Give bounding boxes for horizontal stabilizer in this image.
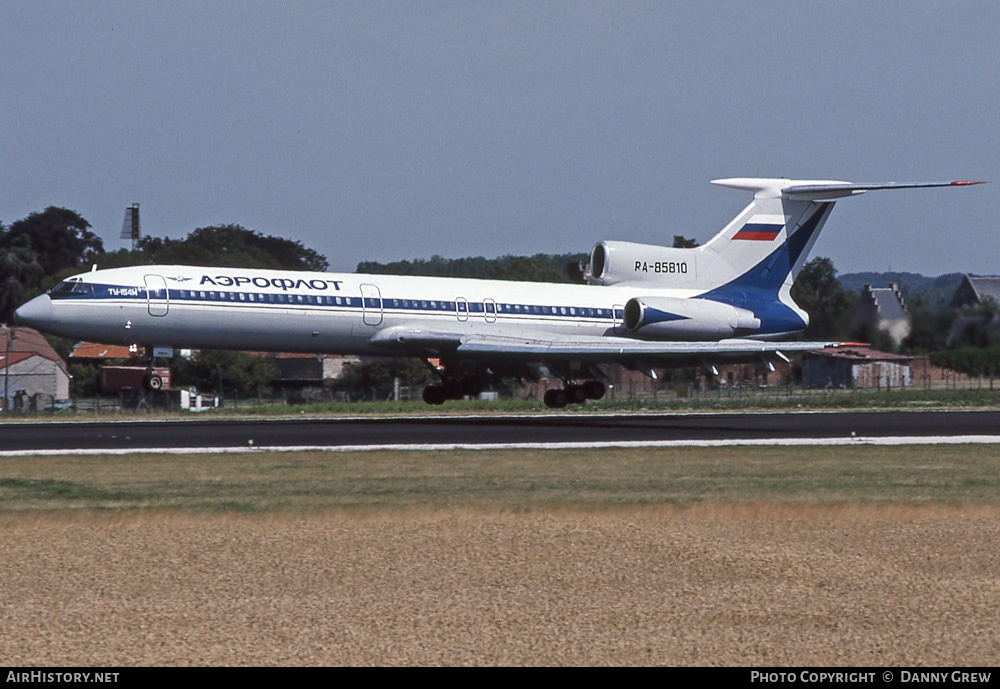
[782,180,986,201]
[712,178,985,201]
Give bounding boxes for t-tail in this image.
[702,178,984,335]
[589,177,984,339]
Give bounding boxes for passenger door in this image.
[360,284,383,326]
[145,275,169,317]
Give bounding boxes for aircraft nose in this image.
[14,295,54,330]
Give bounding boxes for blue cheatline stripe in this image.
[50,283,620,322]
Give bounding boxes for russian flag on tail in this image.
[733,223,783,241]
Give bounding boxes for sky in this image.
[3,1,997,277]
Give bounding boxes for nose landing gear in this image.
[139,347,168,391]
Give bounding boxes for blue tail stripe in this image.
[698,204,832,334]
[644,307,688,325]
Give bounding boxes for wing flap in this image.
[368,326,464,354]
[456,332,840,358]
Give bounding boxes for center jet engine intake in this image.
[623,296,761,340]
[587,241,696,286]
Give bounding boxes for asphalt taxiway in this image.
[2,410,1000,454]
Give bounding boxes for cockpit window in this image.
[48,279,94,299]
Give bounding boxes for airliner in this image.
[15,177,982,407]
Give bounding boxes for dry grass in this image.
[3,446,1000,665]
[2,506,999,666]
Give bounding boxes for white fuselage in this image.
[33,264,717,355]
[17,178,976,370]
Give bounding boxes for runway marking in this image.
[4,435,1000,456]
[2,408,983,427]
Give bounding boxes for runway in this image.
[2,410,1000,454]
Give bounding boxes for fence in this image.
[5,369,1000,416]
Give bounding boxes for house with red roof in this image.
[1,326,71,409]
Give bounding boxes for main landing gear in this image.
[417,358,606,409]
[421,376,484,406]
[542,380,606,409]
[419,357,492,406]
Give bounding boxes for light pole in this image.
[3,325,12,413]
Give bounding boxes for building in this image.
[68,341,138,363]
[242,352,360,401]
[265,353,356,386]
[850,283,911,346]
[950,275,1000,309]
[0,326,63,361]
[802,346,914,390]
[246,352,359,387]
[947,275,1000,346]
[67,342,158,394]
[0,326,72,409]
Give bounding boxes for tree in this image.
[2,207,102,276]
[67,362,106,397]
[131,224,328,271]
[1,209,101,323]
[0,233,46,323]
[333,359,432,393]
[357,253,588,283]
[672,235,699,248]
[171,350,279,395]
[930,348,1000,385]
[947,305,1000,349]
[790,257,857,340]
[902,305,957,353]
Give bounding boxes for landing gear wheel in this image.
[565,384,588,404]
[543,389,569,409]
[583,380,606,400]
[459,377,483,398]
[442,380,464,401]
[422,385,447,405]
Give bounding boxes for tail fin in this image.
[697,178,984,336]
[701,177,985,288]
[699,178,844,289]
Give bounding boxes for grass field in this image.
[2,445,1000,511]
[9,385,1000,423]
[3,445,999,665]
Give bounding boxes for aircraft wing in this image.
[456,333,840,360]
[368,326,469,352]
[369,326,841,363]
